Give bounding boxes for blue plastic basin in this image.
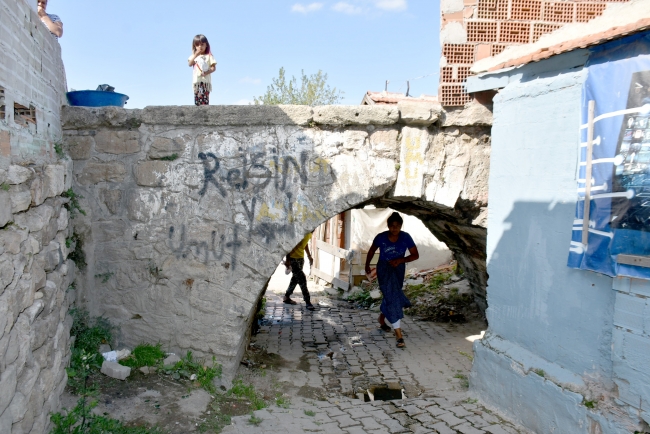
[66,90,129,107]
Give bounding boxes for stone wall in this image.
[0,164,74,434]
[61,103,492,383]
[0,0,73,433]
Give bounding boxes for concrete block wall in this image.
[0,0,67,166]
[612,277,650,425]
[439,0,630,106]
[0,0,73,433]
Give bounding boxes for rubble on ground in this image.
[404,262,480,323]
[344,261,481,323]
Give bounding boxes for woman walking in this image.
[365,212,419,348]
[188,34,217,105]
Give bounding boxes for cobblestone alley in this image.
[223,293,527,434]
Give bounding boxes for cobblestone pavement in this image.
[223,293,527,434]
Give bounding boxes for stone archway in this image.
[62,103,492,381]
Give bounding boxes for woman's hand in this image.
[388,258,404,268]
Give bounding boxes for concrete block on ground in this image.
[101,361,131,380]
[163,354,181,366]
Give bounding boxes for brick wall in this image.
[439,0,630,106]
[0,0,67,166]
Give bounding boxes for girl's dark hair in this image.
[192,34,211,55]
[387,212,403,226]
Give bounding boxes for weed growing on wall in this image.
[67,233,86,270]
[158,153,178,161]
[53,142,66,159]
[0,182,9,192]
[62,189,86,217]
[119,343,166,369]
[94,272,114,283]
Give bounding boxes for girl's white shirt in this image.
[189,53,217,92]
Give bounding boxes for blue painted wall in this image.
[469,52,635,432]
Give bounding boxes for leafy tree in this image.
[254,67,343,106]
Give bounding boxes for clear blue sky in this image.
[53,0,440,108]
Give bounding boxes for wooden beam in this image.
[617,254,650,269]
[315,239,351,260]
[310,266,349,290]
[582,100,596,246]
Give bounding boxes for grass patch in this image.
[248,413,263,426]
[454,373,469,388]
[584,400,596,409]
[346,289,373,308]
[67,308,113,392]
[458,351,474,362]
[162,351,222,393]
[228,378,267,410]
[0,182,9,192]
[304,410,316,417]
[50,399,164,434]
[534,369,546,378]
[274,393,290,409]
[197,412,231,433]
[120,343,166,369]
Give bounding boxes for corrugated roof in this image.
[471,0,650,74]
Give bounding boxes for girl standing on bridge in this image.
[365,212,419,348]
[188,34,217,106]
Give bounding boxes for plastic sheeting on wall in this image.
[568,31,650,279]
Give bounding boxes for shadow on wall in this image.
[474,200,617,433]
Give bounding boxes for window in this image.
[0,87,5,120]
[14,103,36,127]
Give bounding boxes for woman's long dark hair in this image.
[387,212,403,226]
[192,34,211,55]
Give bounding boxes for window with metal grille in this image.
[576,2,606,22]
[511,0,542,20]
[532,23,561,42]
[543,1,575,23]
[14,103,36,127]
[499,22,531,44]
[442,44,475,64]
[467,21,498,43]
[477,0,509,20]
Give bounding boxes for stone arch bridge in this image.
[62,103,492,380]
